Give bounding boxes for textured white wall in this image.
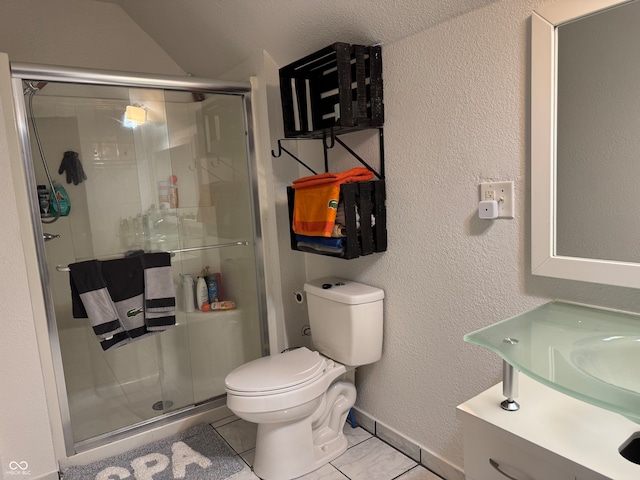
[0,0,186,474]
[303,0,640,470]
[0,0,184,74]
[0,53,58,480]
[104,0,502,79]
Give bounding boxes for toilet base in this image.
[253,420,348,480]
[252,382,355,480]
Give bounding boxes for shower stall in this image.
[10,63,268,455]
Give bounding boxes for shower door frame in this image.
[10,62,269,457]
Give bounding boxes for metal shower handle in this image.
[43,232,60,242]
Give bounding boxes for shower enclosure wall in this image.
[11,64,268,455]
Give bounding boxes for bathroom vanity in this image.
[457,375,639,479]
[460,301,640,479]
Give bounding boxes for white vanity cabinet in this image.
[457,376,640,480]
[462,414,578,479]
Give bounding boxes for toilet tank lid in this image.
[304,277,384,305]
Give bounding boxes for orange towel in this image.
[292,167,374,190]
[292,167,374,237]
[293,183,341,237]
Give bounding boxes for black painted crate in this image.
[287,180,387,259]
[279,43,383,139]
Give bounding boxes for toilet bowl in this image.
[226,347,356,479]
[225,277,384,480]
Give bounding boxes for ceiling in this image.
[98,0,499,79]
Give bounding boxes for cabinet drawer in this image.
[463,416,576,480]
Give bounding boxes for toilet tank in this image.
[303,277,384,366]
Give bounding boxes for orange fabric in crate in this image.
[292,168,374,237]
[292,167,374,189]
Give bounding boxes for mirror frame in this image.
[531,0,640,288]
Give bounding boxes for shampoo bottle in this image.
[181,274,195,313]
[196,276,208,311]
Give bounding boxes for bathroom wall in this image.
[0,0,189,475]
[0,0,184,74]
[0,52,58,480]
[4,0,640,478]
[295,0,640,473]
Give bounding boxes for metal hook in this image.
[271,140,284,158]
[323,130,336,150]
[271,139,317,175]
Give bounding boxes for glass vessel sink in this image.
[464,301,640,423]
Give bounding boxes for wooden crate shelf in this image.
[279,42,383,139]
[287,180,386,259]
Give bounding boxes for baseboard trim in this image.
[351,407,464,480]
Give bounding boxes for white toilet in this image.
[225,277,384,480]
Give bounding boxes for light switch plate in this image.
[480,181,514,218]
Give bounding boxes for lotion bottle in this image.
[196,276,208,311]
[181,274,195,313]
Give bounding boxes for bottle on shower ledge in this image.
[196,275,208,311]
[181,274,195,313]
[37,185,50,217]
[50,181,70,216]
[168,175,179,208]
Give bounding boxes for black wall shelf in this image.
[287,179,386,259]
[272,127,384,179]
[276,42,386,260]
[279,42,383,139]
[276,128,387,260]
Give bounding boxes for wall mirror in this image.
[531,0,640,288]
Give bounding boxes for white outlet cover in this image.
[480,181,514,219]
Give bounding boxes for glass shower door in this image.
[27,81,263,445]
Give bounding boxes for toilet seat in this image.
[225,347,328,397]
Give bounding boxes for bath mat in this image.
[61,423,245,480]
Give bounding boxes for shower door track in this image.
[10,61,269,458]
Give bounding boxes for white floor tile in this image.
[216,418,258,453]
[295,463,348,479]
[240,448,255,467]
[342,423,372,448]
[214,418,431,480]
[396,466,443,480]
[227,464,260,479]
[331,437,417,480]
[211,414,240,429]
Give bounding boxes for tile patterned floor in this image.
[212,415,443,480]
